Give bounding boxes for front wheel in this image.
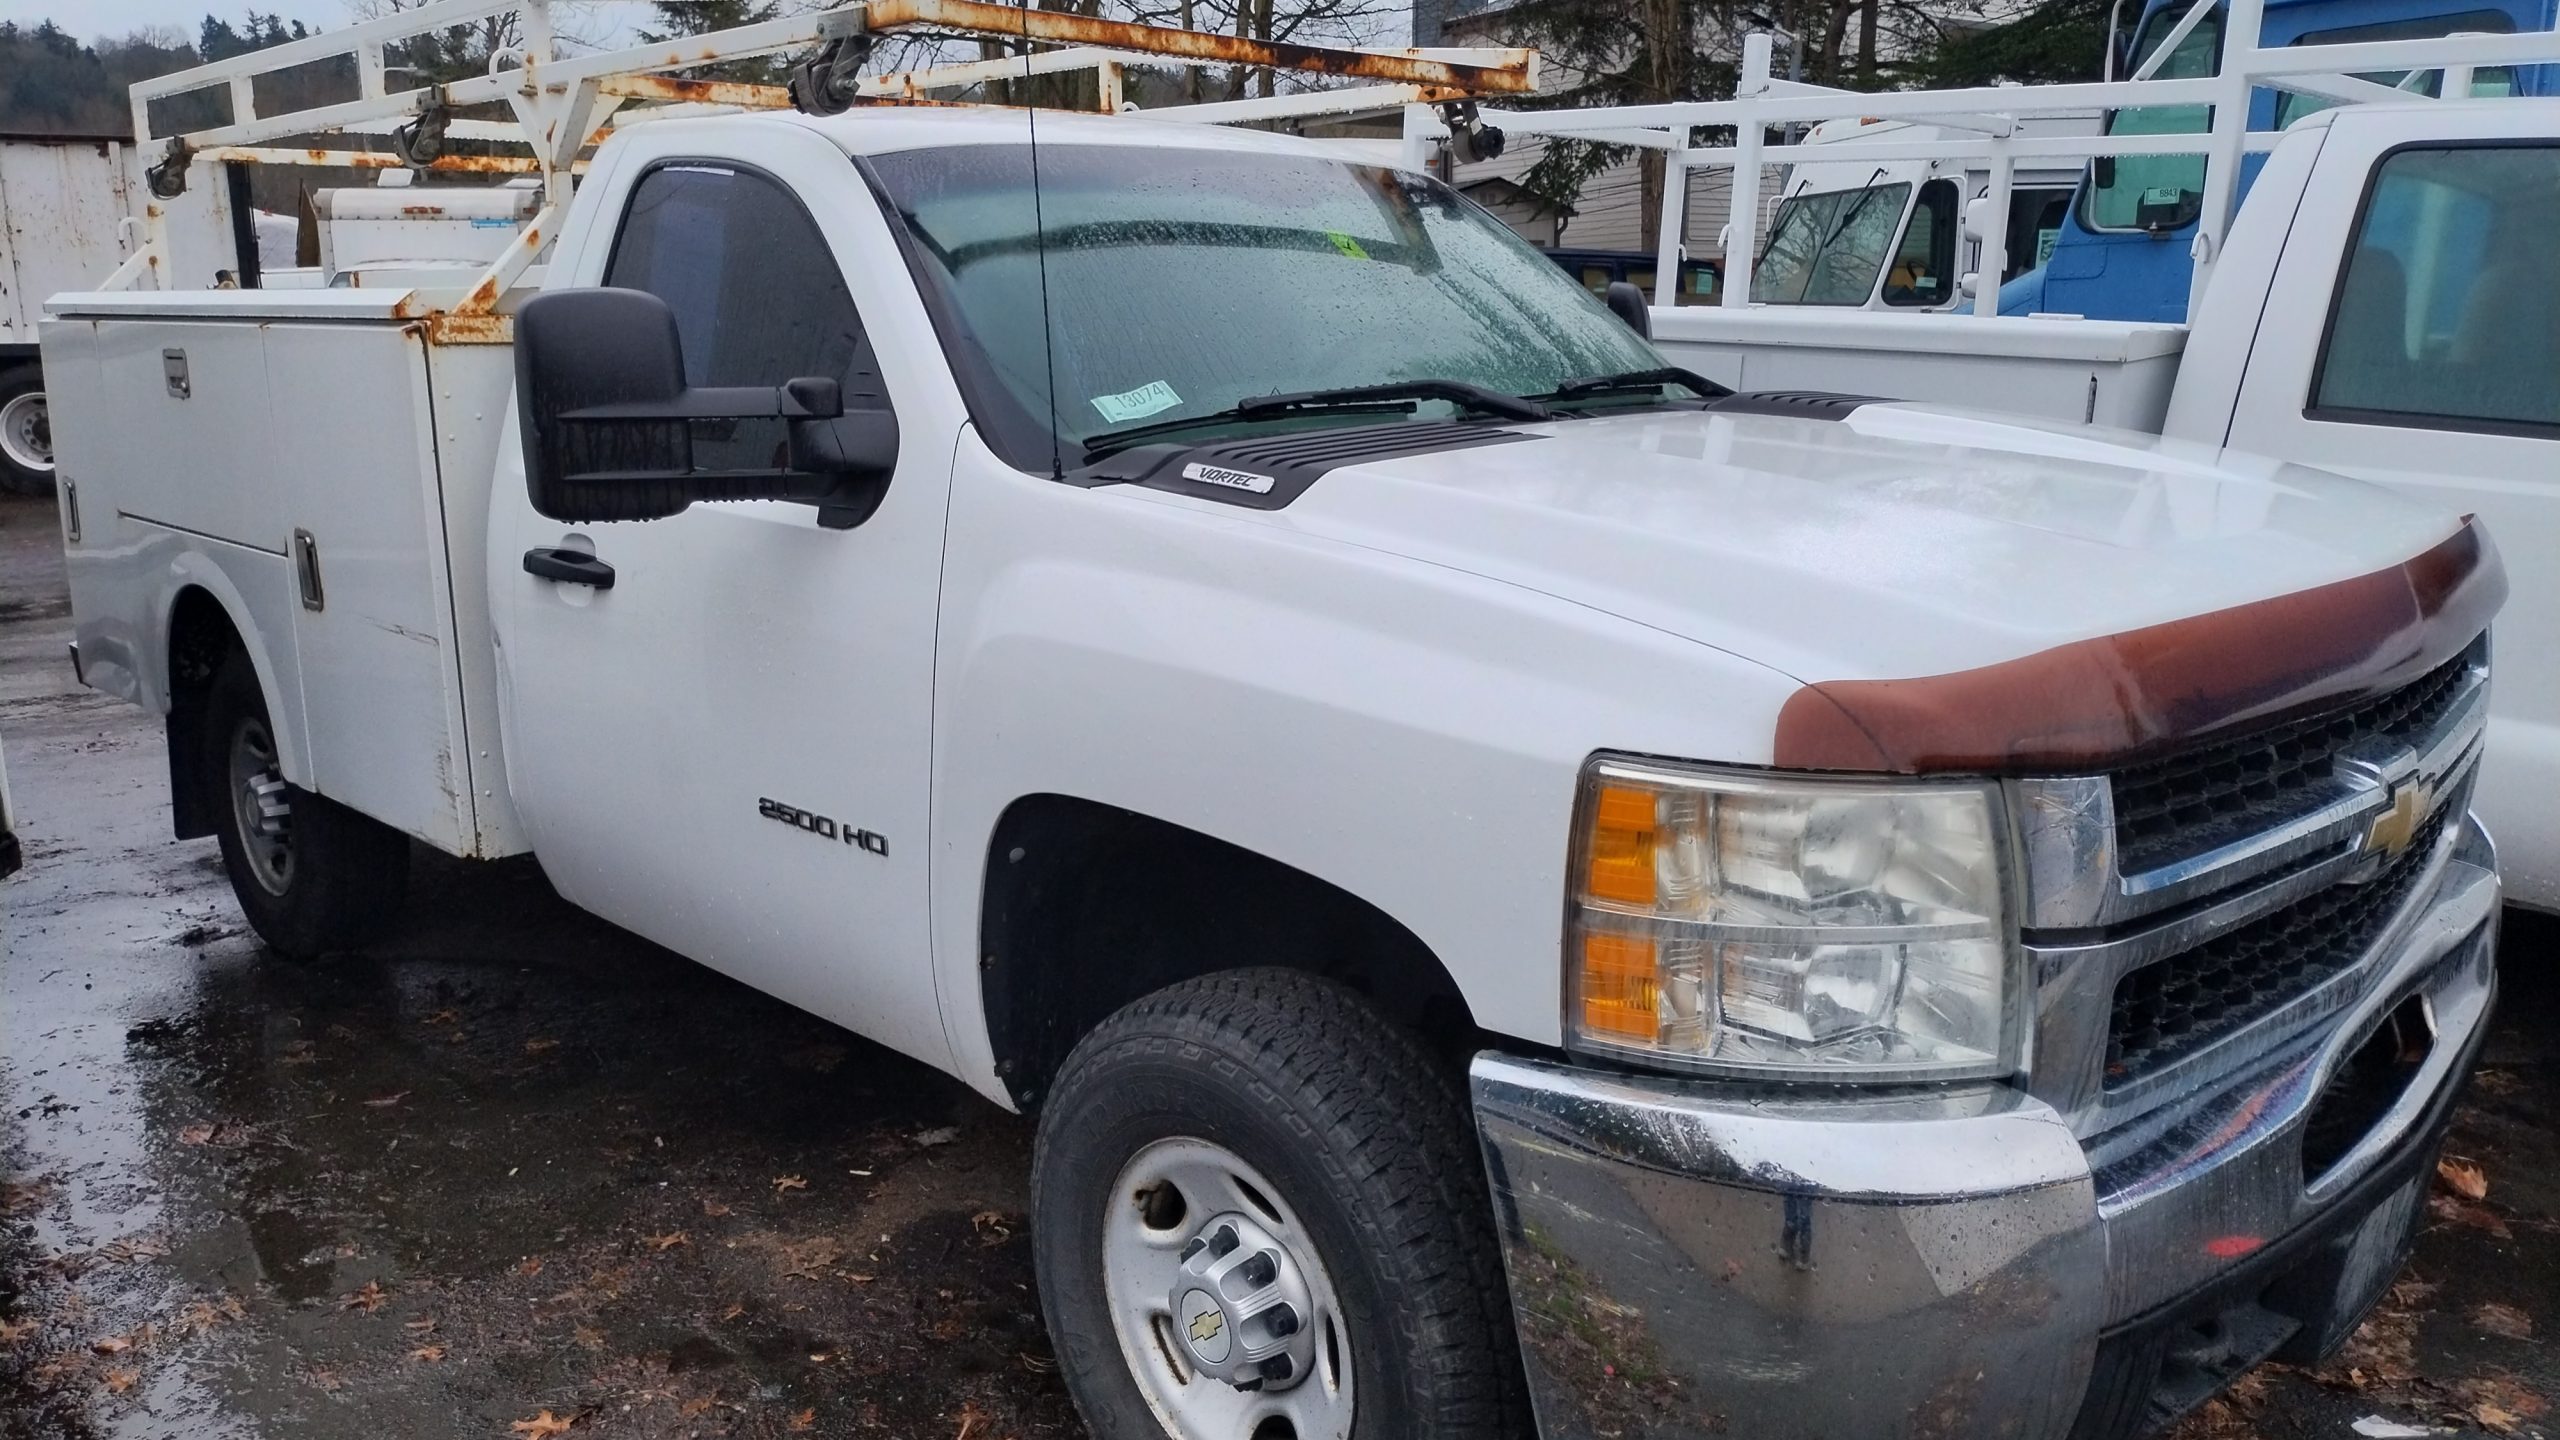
[0,366,53,497]
[1032,970,1528,1440]
[204,651,410,958]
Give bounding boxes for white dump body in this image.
[0,135,235,345]
[40,287,524,857]
[1650,305,2189,429]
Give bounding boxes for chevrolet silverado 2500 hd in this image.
[46,100,2510,1440]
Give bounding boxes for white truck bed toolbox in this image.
[1651,307,2191,430]
[42,287,523,857]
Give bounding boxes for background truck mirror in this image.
[514,288,897,526]
[1604,281,1653,338]
[1963,194,1993,243]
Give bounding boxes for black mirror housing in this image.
[515,287,897,524]
[1604,281,1653,338]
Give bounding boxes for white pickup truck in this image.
[45,102,2512,1440]
[1656,96,2560,915]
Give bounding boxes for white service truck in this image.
[46,66,2514,1440]
[1750,113,2096,311]
[1656,97,2560,914]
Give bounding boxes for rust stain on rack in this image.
[863,0,1536,93]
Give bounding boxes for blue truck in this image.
[2002,0,2559,318]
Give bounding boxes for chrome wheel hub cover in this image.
[1101,1137,1355,1439]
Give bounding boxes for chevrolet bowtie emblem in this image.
[2364,779,2435,859]
[1189,1310,1225,1344]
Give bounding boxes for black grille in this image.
[2105,811,2445,1088]
[2112,653,2473,876]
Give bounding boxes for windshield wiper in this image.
[1814,167,1893,255]
[1534,366,1733,402]
[1083,378,1550,460]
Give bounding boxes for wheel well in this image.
[165,586,244,840]
[979,795,1480,1110]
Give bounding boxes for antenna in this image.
[1021,0,1065,482]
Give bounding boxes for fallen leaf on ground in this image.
[101,1367,138,1394]
[424,1009,459,1025]
[913,1126,960,1148]
[91,1335,133,1355]
[0,1317,37,1345]
[2455,1377,2549,1423]
[788,1408,816,1432]
[409,1344,446,1363]
[2474,1403,2520,1434]
[361,1091,410,1108]
[341,1281,387,1314]
[971,1210,1014,1245]
[176,1124,217,1146]
[2437,1158,2489,1202]
[772,1175,808,1193]
[679,1398,715,1418]
[719,1303,746,1322]
[572,1325,605,1351]
[405,1316,439,1335]
[2473,1303,2534,1341]
[700,1200,731,1218]
[645,1232,688,1252]
[510,1411,574,1439]
[2428,1193,2513,1239]
[523,1038,560,1056]
[515,1256,544,1277]
[97,1237,167,1264]
[954,1400,991,1439]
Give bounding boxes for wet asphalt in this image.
[0,490,2552,1440]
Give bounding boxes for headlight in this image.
[1566,755,2018,1082]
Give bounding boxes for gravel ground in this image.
[1,490,2551,1440]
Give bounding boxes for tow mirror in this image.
[1604,280,1652,338]
[515,287,898,527]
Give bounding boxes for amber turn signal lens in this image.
[1579,931,1660,1041]
[1585,783,1658,906]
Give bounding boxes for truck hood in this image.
[1266,402,2477,693]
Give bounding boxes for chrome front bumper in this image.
[1473,820,2501,1440]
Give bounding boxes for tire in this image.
[0,365,53,497]
[1032,969,1529,1440]
[204,650,410,958]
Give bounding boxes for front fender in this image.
[926,437,1800,1103]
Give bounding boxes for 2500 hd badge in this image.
[757,797,889,857]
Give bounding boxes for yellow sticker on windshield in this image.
[1326,231,1371,260]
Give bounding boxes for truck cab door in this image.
[490,129,961,1066]
[2219,109,2560,908]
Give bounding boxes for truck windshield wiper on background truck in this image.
[1083,378,1552,459]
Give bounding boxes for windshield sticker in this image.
[1091,380,1183,424]
[1180,462,1276,495]
[1325,231,1371,260]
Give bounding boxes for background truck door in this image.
[492,131,959,1065]
[2219,110,2559,909]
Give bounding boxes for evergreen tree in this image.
[639,1,785,83]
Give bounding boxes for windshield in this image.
[1752,183,1911,304]
[2083,8,2218,232]
[865,144,1662,467]
[2273,10,2517,127]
